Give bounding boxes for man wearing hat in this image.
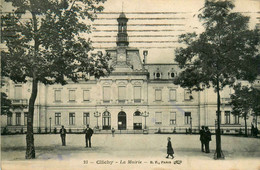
[199,126,205,152]
[204,126,212,153]
[84,124,93,148]
[59,125,67,146]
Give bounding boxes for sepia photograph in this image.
[1,0,260,169]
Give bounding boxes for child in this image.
[111,128,115,137]
[166,137,174,159]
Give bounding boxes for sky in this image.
[1,0,259,63]
[91,0,260,63]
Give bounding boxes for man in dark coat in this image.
[204,126,211,153]
[166,137,174,159]
[59,125,67,146]
[84,124,93,148]
[199,126,205,152]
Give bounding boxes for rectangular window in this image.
[83,90,90,101]
[14,84,22,99]
[54,90,61,102]
[16,112,21,125]
[184,89,191,100]
[69,90,76,101]
[170,112,176,125]
[55,113,61,125]
[234,115,240,124]
[169,89,176,101]
[7,113,12,125]
[69,113,75,125]
[103,86,111,103]
[225,111,230,124]
[83,112,90,125]
[118,86,126,103]
[184,112,191,124]
[24,112,28,125]
[155,112,162,124]
[134,86,141,103]
[155,89,162,101]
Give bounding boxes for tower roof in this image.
[119,12,127,18]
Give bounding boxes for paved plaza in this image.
[1,134,260,170]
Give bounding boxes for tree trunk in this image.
[256,116,258,129]
[215,76,223,159]
[25,77,38,159]
[244,114,247,137]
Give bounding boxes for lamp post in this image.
[142,111,149,129]
[49,117,52,134]
[190,117,192,134]
[94,111,101,129]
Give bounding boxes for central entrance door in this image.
[118,111,126,130]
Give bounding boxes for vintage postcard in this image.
[1,0,260,170]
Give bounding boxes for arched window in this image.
[102,111,111,130]
[156,72,161,78]
[133,111,141,116]
[118,111,127,130]
[133,111,142,130]
[168,69,176,79]
[154,72,161,79]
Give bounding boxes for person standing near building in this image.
[199,126,205,152]
[204,126,212,153]
[166,137,174,159]
[59,125,67,146]
[84,124,93,148]
[251,123,254,137]
[111,127,115,137]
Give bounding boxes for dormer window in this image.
[153,72,161,79]
[156,72,161,79]
[168,69,176,79]
[154,68,162,79]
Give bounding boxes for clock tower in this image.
[116,12,129,47]
[116,12,129,64]
[106,12,144,72]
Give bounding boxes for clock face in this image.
[117,48,126,61]
[118,55,125,61]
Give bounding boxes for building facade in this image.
[1,13,259,134]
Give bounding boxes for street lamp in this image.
[49,117,52,134]
[190,117,192,134]
[141,111,149,129]
[94,111,101,129]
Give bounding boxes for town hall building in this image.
[1,12,259,134]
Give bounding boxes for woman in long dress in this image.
[166,137,174,159]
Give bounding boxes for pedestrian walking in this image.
[166,137,174,159]
[199,126,205,152]
[204,126,211,153]
[84,124,93,148]
[59,125,67,146]
[111,128,115,137]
